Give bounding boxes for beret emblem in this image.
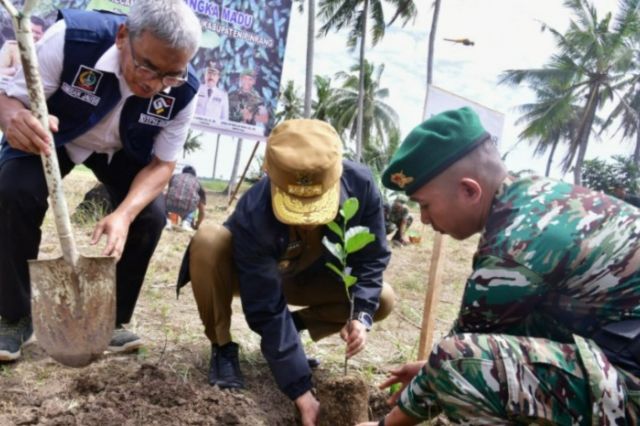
[390,171,414,188]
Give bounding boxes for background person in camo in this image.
[176,119,395,426]
[383,195,413,246]
[0,0,201,361]
[165,165,206,230]
[613,181,640,209]
[358,107,640,426]
[228,67,268,125]
[195,61,228,122]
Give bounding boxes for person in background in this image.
[0,16,46,77]
[360,107,640,425]
[612,182,640,208]
[0,0,201,361]
[166,165,206,230]
[384,195,413,246]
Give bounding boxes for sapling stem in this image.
[322,198,376,377]
[344,297,354,375]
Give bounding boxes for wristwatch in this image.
[354,311,373,331]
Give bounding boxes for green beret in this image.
[382,107,490,195]
[240,68,256,77]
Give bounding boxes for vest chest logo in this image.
[138,93,176,127]
[147,93,175,120]
[60,65,104,106]
[72,65,103,93]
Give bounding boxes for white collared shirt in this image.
[195,84,229,121]
[5,20,196,164]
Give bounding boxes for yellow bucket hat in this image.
[265,119,343,225]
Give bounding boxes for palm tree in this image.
[500,0,640,185]
[509,76,584,176]
[328,60,399,172]
[311,74,334,121]
[275,80,304,123]
[293,0,316,118]
[423,0,440,116]
[600,52,640,166]
[182,128,203,158]
[318,0,417,162]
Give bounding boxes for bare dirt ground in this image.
[0,170,478,425]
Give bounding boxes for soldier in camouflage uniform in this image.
[358,107,640,426]
[228,68,268,125]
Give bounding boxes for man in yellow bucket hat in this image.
[177,119,394,425]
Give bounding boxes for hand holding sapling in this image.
[322,197,375,374]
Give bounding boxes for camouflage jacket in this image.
[454,175,640,338]
[228,89,264,124]
[402,175,640,420]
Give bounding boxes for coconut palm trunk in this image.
[635,130,640,166]
[573,87,599,185]
[423,0,440,114]
[355,0,369,163]
[304,0,315,117]
[545,139,559,177]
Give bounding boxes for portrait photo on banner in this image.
[0,0,293,141]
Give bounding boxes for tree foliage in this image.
[581,155,640,194]
[500,0,640,184]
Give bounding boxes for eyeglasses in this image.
[128,38,187,88]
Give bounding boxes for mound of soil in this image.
[0,358,392,426]
[1,361,298,425]
[317,374,369,425]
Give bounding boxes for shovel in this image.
[1,0,116,367]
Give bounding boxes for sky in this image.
[186,0,633,181]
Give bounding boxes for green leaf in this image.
[325,262,344,279]
[342,198,359,222]
[344,226,375,254]
[344,274,358,288]
[389,383,402,395]
[322,236,344,261]
[326,220,343,239]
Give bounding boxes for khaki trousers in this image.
[189,223,395,345]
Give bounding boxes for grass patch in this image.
[200,178,254,193]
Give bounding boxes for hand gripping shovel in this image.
[0,0,116,367]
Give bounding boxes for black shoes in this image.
[107,325,143,353]
[0,316,33,361]
[209,342,245,389]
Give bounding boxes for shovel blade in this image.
[28,255,116,367]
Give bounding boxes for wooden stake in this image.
[417,232,446,359]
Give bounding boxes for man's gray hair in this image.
[126,0,202,57]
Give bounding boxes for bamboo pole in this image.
[417,0,444,360]
[0,0,78,268]
[417,232,445,359]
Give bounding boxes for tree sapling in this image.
[322,197,375,374]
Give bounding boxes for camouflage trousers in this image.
[398,334,640,425]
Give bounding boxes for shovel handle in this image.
[1,0,79,267]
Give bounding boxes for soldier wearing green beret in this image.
[360,107,640,425]
[228,68,268,126]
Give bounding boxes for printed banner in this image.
[426,85,505,148]
[0,0,292,141]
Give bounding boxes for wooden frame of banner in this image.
[227,139,261,208]
[417,232,446,359]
